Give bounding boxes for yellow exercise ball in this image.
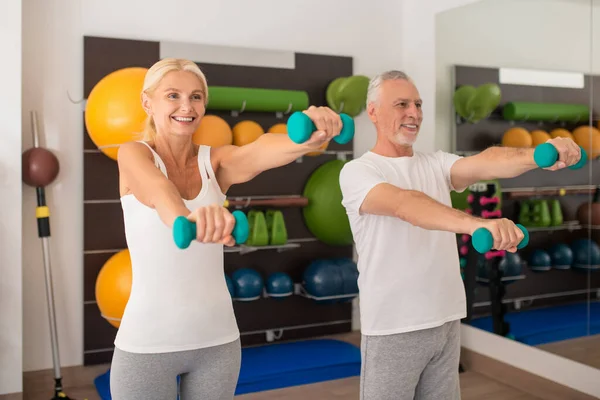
[502,127,532,147]
[85,67,148,161]
[95,249,132,328]
[550,128,574,140]
[232,120,264,146]
[573,125,600,159]
[193,115,233,147]
[530,130,551,147]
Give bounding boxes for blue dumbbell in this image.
[173,210,249,249]
[287,111,354,145]
[472,223,529,254]
[533,142,587,170]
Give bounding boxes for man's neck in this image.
[371,139,414,158]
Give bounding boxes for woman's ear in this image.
[141,92,152,115]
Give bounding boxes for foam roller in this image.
[287,111,354,145]
[173,210,249,249]
[472,224,529,254]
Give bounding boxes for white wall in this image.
[22,0,404,372]
[435,0,596,152]
[0,0,23,394]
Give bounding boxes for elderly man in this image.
[339,70,582,400]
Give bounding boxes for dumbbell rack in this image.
[461,183,512,338]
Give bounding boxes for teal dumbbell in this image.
[287,111,354,145]
[533,142,587,170]
[173,210,249,249]
[472,223,529,254]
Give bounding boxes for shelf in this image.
[476,275,526,284]
[294,283,358,302]
[224,238,318,254]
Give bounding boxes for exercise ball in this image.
[266,272,294,298]
[548,243,573,270]
[268,121,328,155]
[22,147,60,187]
[232,268,264,300]
[85,67,148,160]
[232,120,264,146]
[303,160,353,246]
[303,259,343,302]
[530,130,551,147]
[499,252,523,284]
[95,249,132,328]
[528,249,552,272]
[334,258,359,298]
[550,128,573,140]
[267,123,287,134]
[571,238,600,268]
[572,125,600,159]
[193,115,233,147]
[576,187,600,226]
[502,127,532,148]
[225,274,235,297]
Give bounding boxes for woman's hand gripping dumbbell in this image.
[173,204,249,249]
[287,106,355,146]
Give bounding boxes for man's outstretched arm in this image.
[449,137,582,191]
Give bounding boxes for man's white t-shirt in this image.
[339,150,467,336]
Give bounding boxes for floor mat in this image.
[469,301,600,345]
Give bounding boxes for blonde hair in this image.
[140,58,209,141]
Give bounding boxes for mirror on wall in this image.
[436,0,600,371]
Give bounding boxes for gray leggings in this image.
[110,338,241,400]
[360,320,461,400]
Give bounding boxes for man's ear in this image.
[367,102,377,124]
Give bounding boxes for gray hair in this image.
[366,70,412,106]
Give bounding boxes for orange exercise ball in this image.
[502,127,532,147]
[193,115,233,147]
[85,67,148,161]
[550,128,574,140]
[267,123,328,156]
[572,125,600,159]
[232,120,264,146]
[530,130,551,147]
[95,249,132,328]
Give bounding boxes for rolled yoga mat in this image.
[207,86,309,113]
[502,102,589,123]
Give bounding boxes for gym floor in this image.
[22,331,600,400]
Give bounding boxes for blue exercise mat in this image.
[470,301,600,346]
[94,338,361,399]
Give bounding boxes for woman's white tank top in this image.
[114,142,240,354]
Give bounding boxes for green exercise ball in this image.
[303,159,353,246]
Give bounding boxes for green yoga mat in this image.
[207,86,309,113]
[502,102,589,122]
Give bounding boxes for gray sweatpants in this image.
[110,338,241,400]
[360,320,461,400]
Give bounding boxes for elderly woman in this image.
[110,57,343,400]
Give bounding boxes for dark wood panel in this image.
[84,303,118,350]
[84,203,126,251]
[239,322,353,347]
[84,36,160,97]
[84,151,120,200]
[84,252,120,302]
